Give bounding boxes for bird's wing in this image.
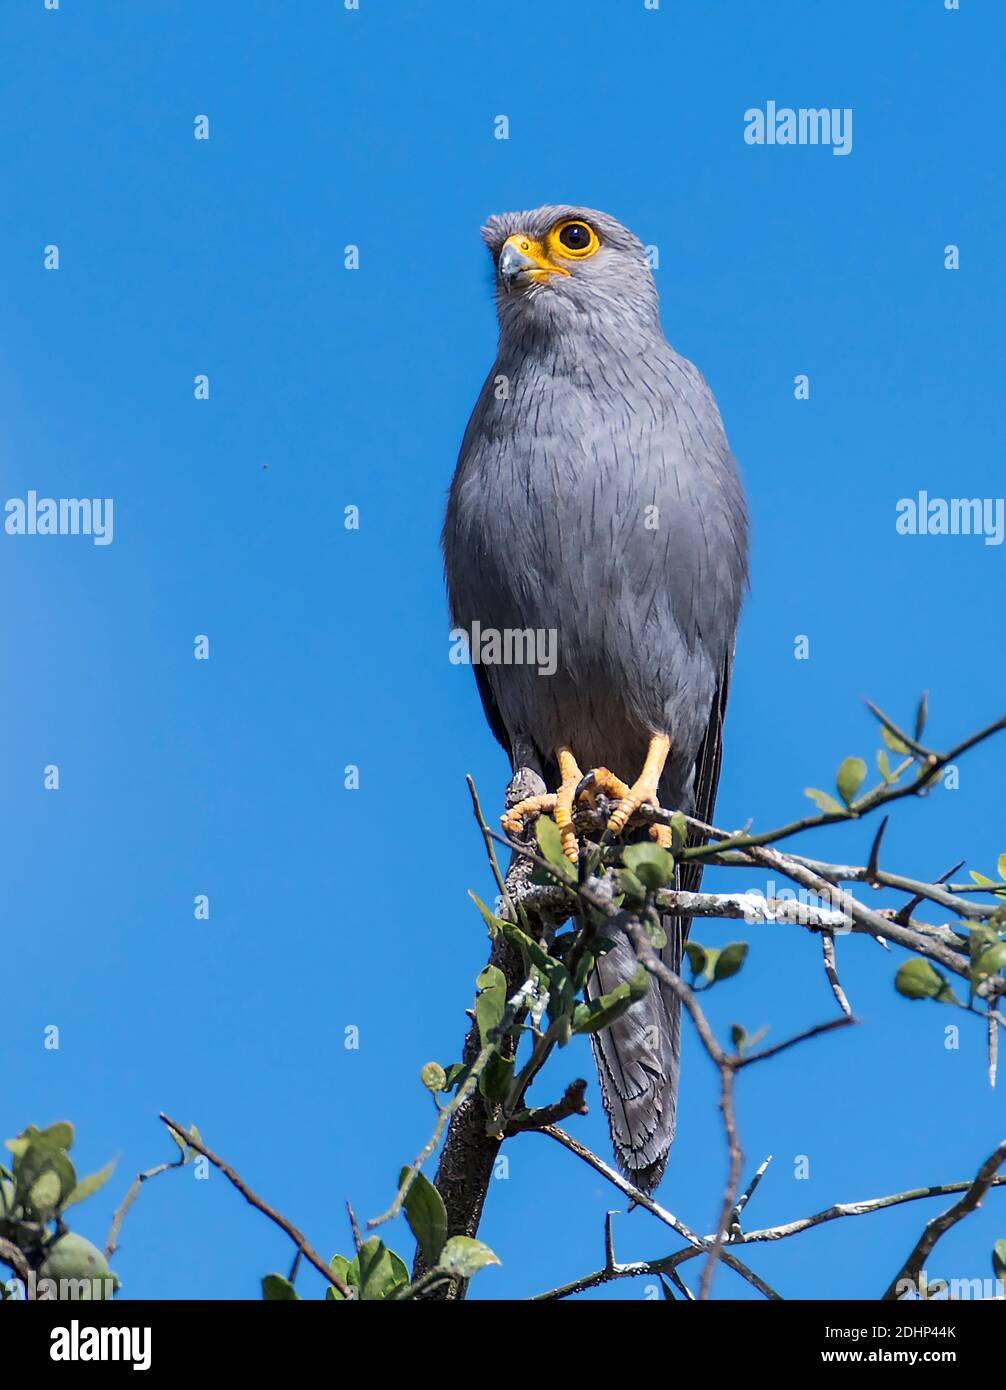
[471,658,514,765]
[676,656,732,902]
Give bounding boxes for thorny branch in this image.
[417,703,1006,1300]
[881,1140,1006,1300]
[530,1138,1006,1301]
[158,1114,352,1298]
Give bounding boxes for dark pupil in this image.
[560,223,590,250]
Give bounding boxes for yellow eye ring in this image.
[548,219,600,261]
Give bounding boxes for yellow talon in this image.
[608,733,672,838]
[576,766,631,807]
[554,747,584,863]
[649,821,674,849]
[502,793,557,839]
[500,746,585,863]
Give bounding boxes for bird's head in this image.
[481,205,660,342]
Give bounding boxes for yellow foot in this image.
[575,767,630,807]
[553,748,584,863]
[501,747,583,863]
[502,792,557,839]
[607,733,672,840]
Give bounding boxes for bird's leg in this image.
[607,733,673,848]
[501,746,583,862]
[552,746,584,863]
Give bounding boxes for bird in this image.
[443,205,748,1191]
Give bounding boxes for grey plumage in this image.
[443,205,748,1190]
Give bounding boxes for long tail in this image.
[588,913,683,1193]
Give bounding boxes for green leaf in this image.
[166,1126,189,1160]
[165,1121,199,1160]
[420,1061,448,1093]
[479,1050,515,1101]
[356,1237,410,1301]
[616,868,647,904]
[262,1274,300,1300]
[497,917,572,994]
[971,943,1006,986]
[730,1024,747,1053]
[998,855,1006,882]
[28,1170,62,1218]
[804,788,846,816]
[468,890,505,939]
[475,965,507,1045]
[38,1122,74,1152]
[62,1161,117,1212]
[668,812,689,854]
[895,958,958,1004]
[442,1062,470,1093]
[969,870,1006,898]
[643,917,668,951]
[38,1233,114,1293]
[880,724,912,755]
[967,923,1000,959]
[993,1240,1006,1284]
[535,816,576,880]
[437,1236,500,1279]
[571,964,650,1035]
[685,941,712,980]
[714,942,749,982]
[400,1168,448,1266]
[836,757,867,807]
[14,1139,76,1212]
[326,1254,354,1300]
[622,842,676,890]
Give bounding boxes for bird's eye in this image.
[550,220,600,260]
[560,223,591,250]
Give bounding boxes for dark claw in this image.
[574,770,598,802]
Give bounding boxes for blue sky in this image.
[2,0,1003,1301]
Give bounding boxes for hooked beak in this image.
[498,234,570,288]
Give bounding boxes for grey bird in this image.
[443,205,748,1191]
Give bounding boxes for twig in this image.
[466,775,518,922]
[737,1015,857,1068]
[158,1114,350,1298]
[537,1125,781,1299]
[368,973,537,1229]
[504,1079,588,1134]
[0,1237,32,1290]
[731,1155,773,1228]
[668,711,1006,863]
[743,1173,1006,1244]
[105,1155,186,1261]
[881,1139,1006,1299]
[990,1012,999,1089]
[346,1200,362,1253]
[821,932,853,1017]
[701,1066,743,1299]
